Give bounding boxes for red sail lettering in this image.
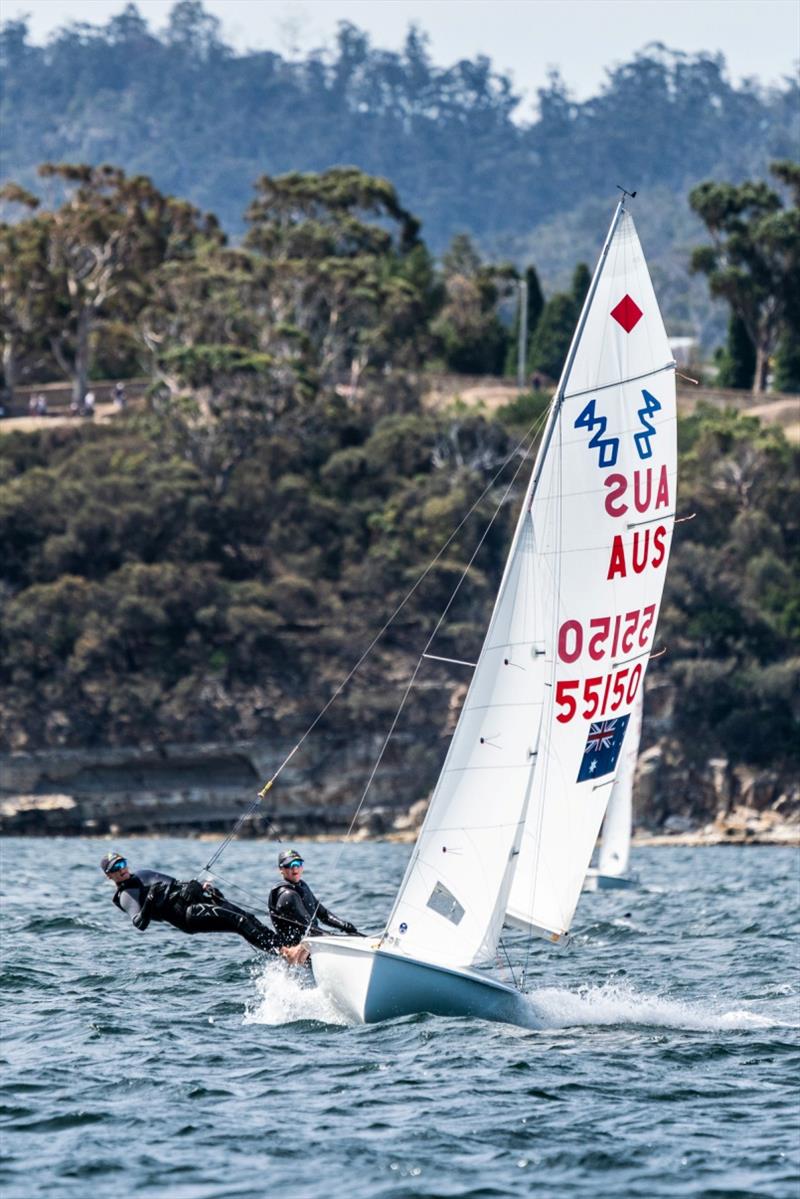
[655,464,670,509]
[607,535,627,579]
[604,473,627,517]
[652,524,667,567]
[633,469,652,513]
[632,529,649,574]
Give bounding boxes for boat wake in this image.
[244,960,350,1027]
[520,980,789,1032]
[243,965,791,1034]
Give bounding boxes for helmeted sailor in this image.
[268,849,361,946]
[100,850,304,961]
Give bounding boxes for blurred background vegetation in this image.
[0,2,798,797]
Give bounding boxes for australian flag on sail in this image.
[577,715,630,782]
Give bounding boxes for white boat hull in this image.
[583,868,637,892]
[307,936,528,1026]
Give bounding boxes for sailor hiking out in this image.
[268,848,361,947]
[100,851,305,962]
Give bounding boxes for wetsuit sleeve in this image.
[316,905,350,932]
[118,890,142,920]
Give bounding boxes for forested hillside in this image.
[2,3,797,338]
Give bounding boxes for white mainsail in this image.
[597,686,643,878]
[506,207,676,940]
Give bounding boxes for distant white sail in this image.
[597,687,643,878]
[505,209,676,941]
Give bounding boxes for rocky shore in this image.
[1,737,797,846]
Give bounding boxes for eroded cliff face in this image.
[0,731,442,840]
[1,718,797,844]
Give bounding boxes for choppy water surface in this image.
[1,838,798,1199]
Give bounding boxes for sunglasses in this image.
[283,860,304,869]
[106,859,128,874]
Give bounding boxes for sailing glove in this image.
[341,922,361,936]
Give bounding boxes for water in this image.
[1,838,798,1199]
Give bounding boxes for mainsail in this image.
[384,202,676,968]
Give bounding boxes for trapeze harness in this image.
[268,878,355,946]
[113,870,279,953]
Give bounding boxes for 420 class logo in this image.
[575,389,662,467]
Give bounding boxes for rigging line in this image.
[498,936,518,989]
[203,867,268,912]
[201,405,550,877]
[344,422,542,880]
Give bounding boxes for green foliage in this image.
[2,9,796,276]
[0,399,518,748]
[662,405,800,766]
[495,390,551,432]
[432,234,513,374]
[715,315,757,389]
[690,162,800,392]
[773,329,800,392]
[526,262,590,381]
[0,392,797,781]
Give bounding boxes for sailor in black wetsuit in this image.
[268,848,361,947]
[100,851,304,961]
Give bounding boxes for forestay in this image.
[506,207,676,939]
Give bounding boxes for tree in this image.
[11,163,220,405]
[244,167,437,391]
[0,186,53,399]
[432,233,514,374]
[773,330,800,393]
[690,161,800,394]
[528,262,589,381]
[715,314,757,390]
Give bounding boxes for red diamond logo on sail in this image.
[610,294,643,333]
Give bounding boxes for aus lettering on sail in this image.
[573,393,672,581]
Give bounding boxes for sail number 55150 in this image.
[557,604,656,664]
[555,664,643,724]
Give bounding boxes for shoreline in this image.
[2,829,796,848]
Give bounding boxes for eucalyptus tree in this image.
[3,163,220,405]
[244,167,438,394]
[0,185,54,400]
[432,232,515,375]
[690,160,800,393]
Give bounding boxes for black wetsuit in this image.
[113,870,279,953]
[268,878,355,946]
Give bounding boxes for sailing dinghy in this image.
[307,198,677,1024]
[584,688,642,891]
